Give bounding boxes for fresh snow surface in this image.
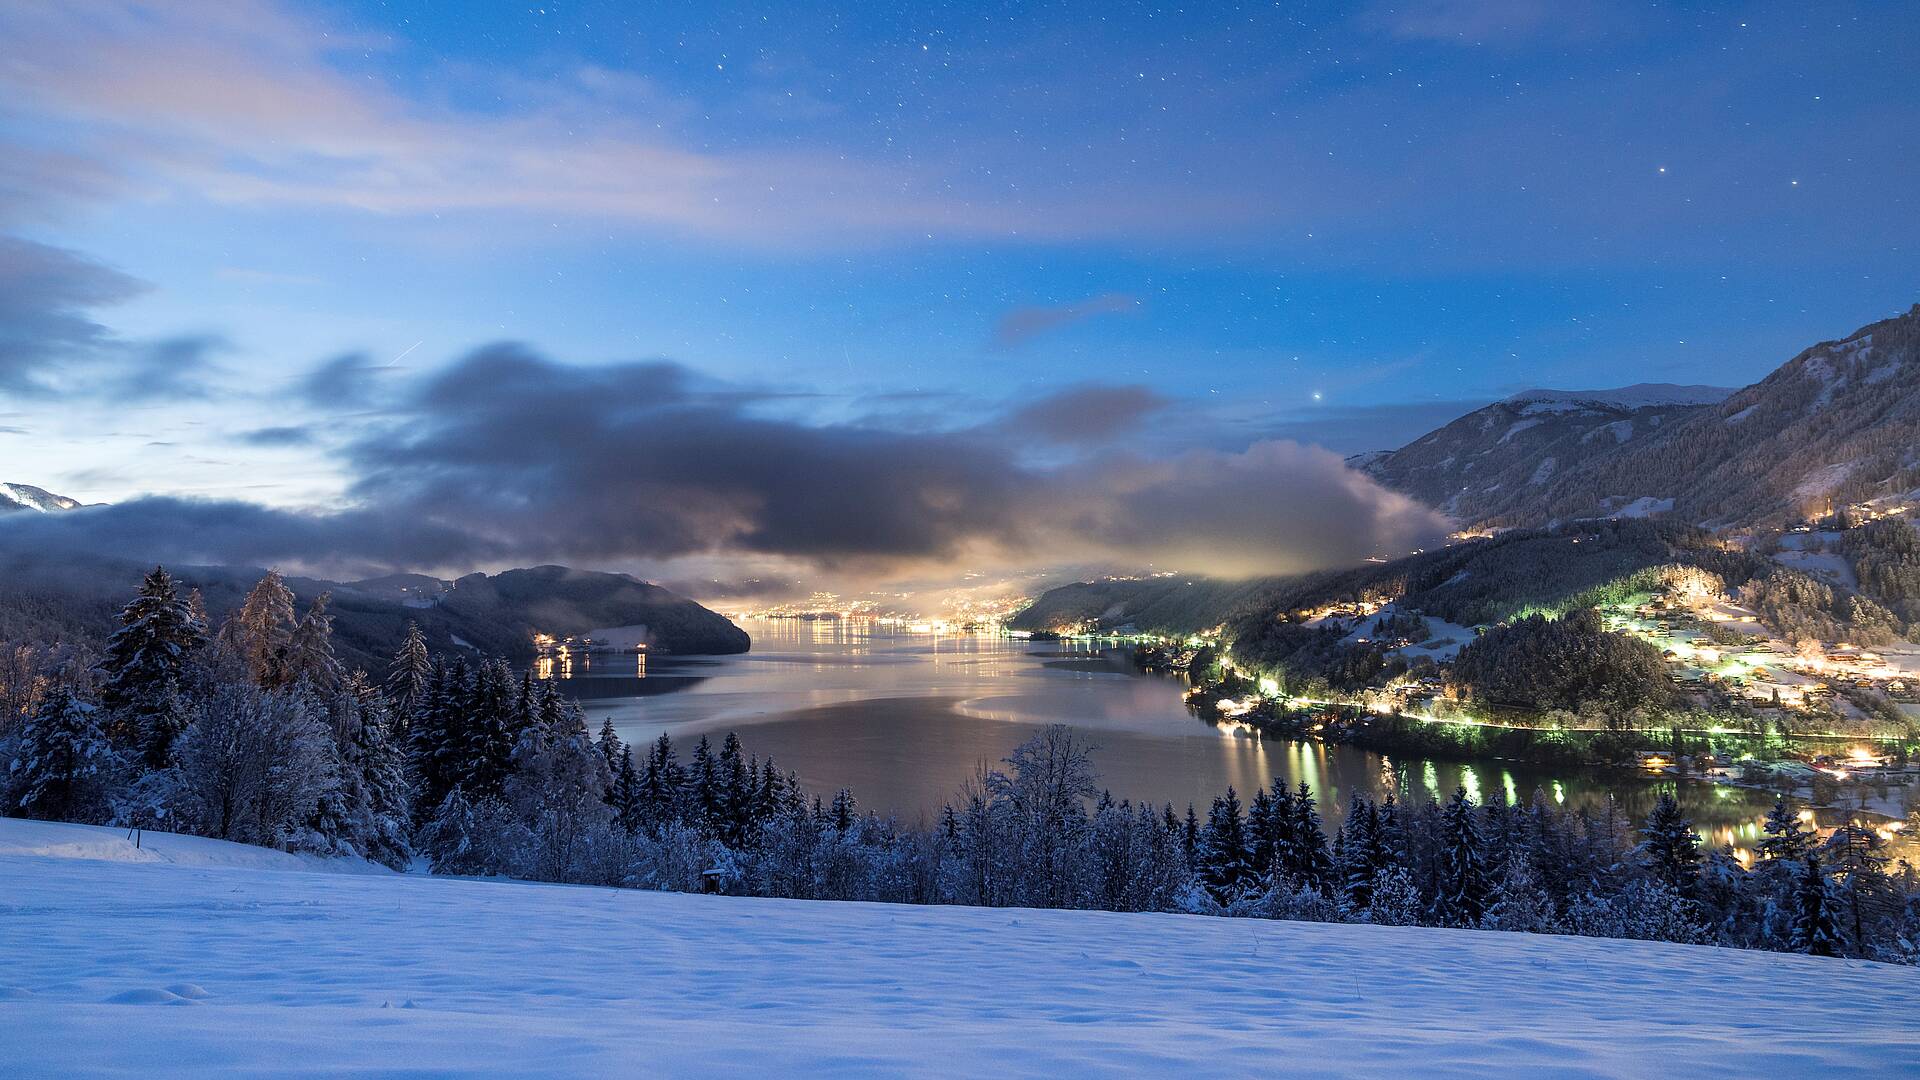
[4,826,1918,1078]
[0,818,388,874]
[1505,384,1735,411]
[1773,549,1860,590]
[1608,496,1675,519]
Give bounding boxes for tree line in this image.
[6,567,1917,965]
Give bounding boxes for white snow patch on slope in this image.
[1773,550,1860,590]
[1725,403,1760,424]
[0,819,385,875]
[1497,418,1543,443]
[6,832,1917,1078]
[1609,496,1675,519]
[1529,457,1557,485]
[1505,384,1735,410]
[1791,462,1857,505]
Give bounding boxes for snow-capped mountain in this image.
[1356,386,1727,522]
[1502,304,1920,528]
[1363,304,1920,530]
[0,482,83,514]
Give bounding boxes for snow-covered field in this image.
[4,821,1919,1078]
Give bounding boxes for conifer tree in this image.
[9,685,113,821]
[222,571,298,687]
[1338,793,1382,909]
[611,745,642,834]
[830,788,857,832]
[689,735,720,835]
[1434,786,1490,927]
[1197,787,1252,902]
[595,718,624,782]
[639,734,683,835]
[1247,787,1279,879]
[97,566,205,758]
[1790,855,1840,957]
[1637,792,1702,896]
[1288,782,1333,892]
[1757,796,1814,862]
[384,622,433,733]
[284,592,344,693]
[463,660,518,799]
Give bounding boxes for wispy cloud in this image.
[994,294,1141,348]
[0,2,1099,247]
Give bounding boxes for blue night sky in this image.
[2,1,1917,590]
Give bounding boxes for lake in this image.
[552,618,1787,849]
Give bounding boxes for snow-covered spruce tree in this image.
[1695,845,1762,948]
[1636,792,1702,897]
[283,592,344,695]
[688,734,721,835]
[1789,854,1841,957]
[408,659,470,820]
[1335,792,1373,909]
[1757,796,1815,862]
[96,566,206,763]
[383,622,433,735]
[8,684,115,822]
[307,674,413,869]
[502,694,621,884]
[166,685,339,849]
[638,733,685,836]
[1196,787,1253,904]
[220,571,298,688]
[611,745,642,835]
[1433,786,1490,928]
[1285,782,1333,893]
[462,659,520,800]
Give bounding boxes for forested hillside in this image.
[0,553,748,671]
[1357,386,1728,522]
[1394,305,1920,529]
[1013,520,1764,640]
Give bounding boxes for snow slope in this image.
[3,823,1917,1078]
[0,818,387,874]
[0,481,82,513]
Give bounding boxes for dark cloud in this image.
[103,334,229,402]
[0,235,145,394]
[237,425,316,447]
[298,352,385,409]
[1001,384,1168,445]
[0,496,488,574]
[0,344,1450,580]
[994,293,1140,348]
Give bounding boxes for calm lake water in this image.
[554,618,1783,847]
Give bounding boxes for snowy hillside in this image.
[1359,387,1720,522]
[3,820,1917,1078]
[1504,384,1735,411]
[0,481,82,513]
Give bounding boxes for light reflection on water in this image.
[552,619,1794,844]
